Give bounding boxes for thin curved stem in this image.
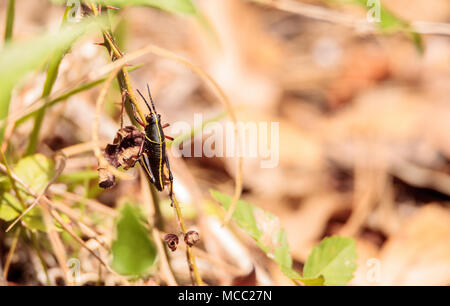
[87,1,148,125]
[3,227,21,281]
[251,0,450,36]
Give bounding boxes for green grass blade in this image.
[25,56,65,155]
[0,0,16,144]
[26,7,73,156]
[4,0,15,42]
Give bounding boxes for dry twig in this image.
[251,0,450,36]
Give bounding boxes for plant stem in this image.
[30,232,51,285]
[141,167,176,285]
[3,227,21,281]
[86,1,148,125]
[172,195,204,286]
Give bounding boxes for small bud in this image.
[184,230,200,247]
[164,233,179,252]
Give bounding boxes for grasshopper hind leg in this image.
[164,155,174,207]
[139,155,156,186]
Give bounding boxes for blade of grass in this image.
[26,7,73,156]
[4,0,15,42]
[0,0,15,149]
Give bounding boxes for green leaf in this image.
[14,154,55,196]
[0,176,12,193]
[0,174,19,222]
[0,154,69,232]
[112,204,157,276]
[303,236,357,286]
[328,0,423,53]
[210,189,301,279]
[210,189,261,239]
[362,0,423,53]
[298,276,325,286]
[13,154,56,231]
[23,209,47,232]
[0,192,22,221]
[210,190,357,285]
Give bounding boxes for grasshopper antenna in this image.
[137,89,153,114]
[147,84,157,113]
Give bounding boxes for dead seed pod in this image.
[98,126,145,189]
[164,233,179,252]
[184,230,200,247]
